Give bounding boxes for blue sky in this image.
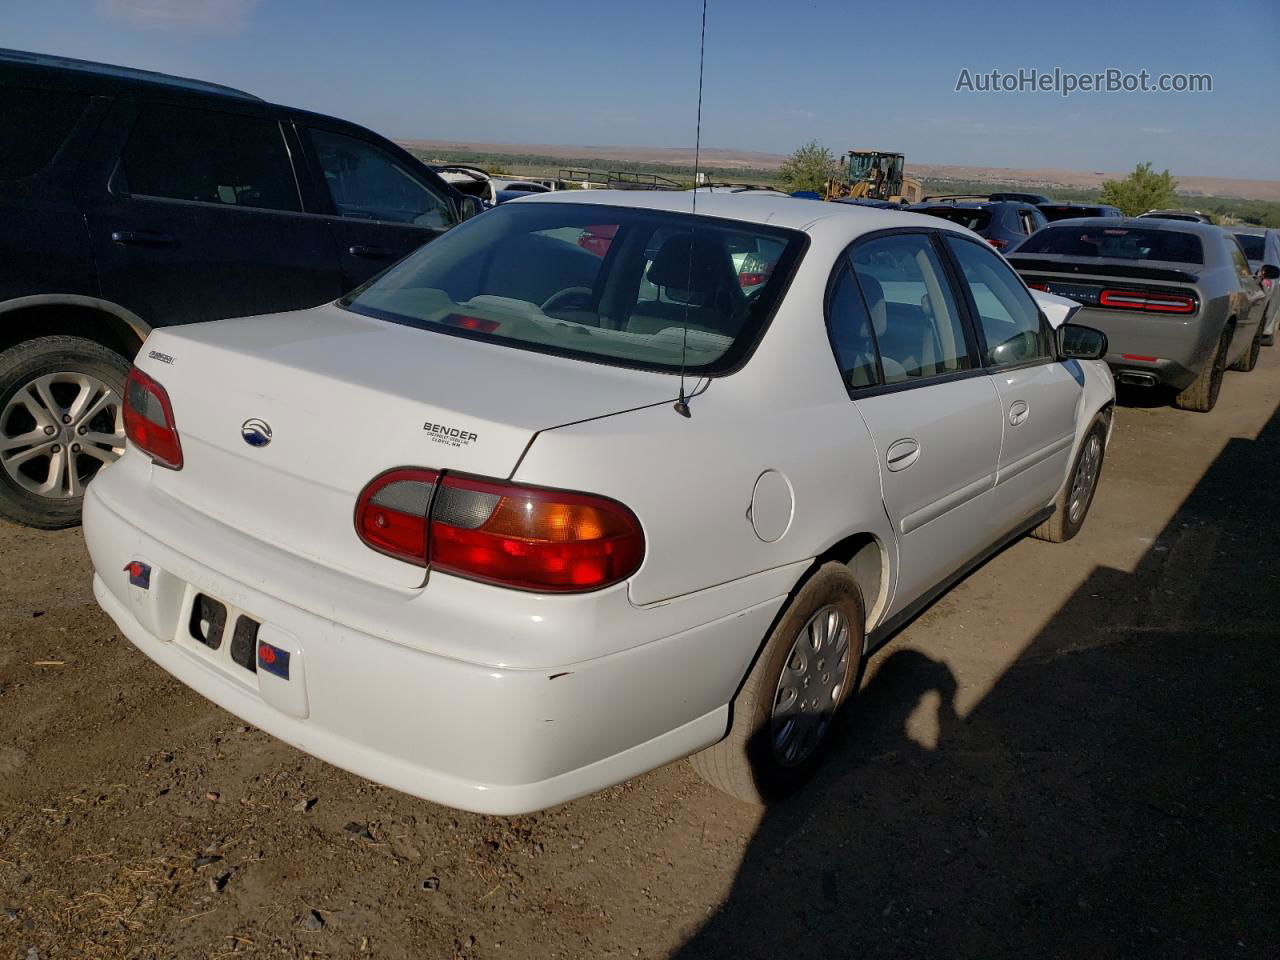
[6,0,1279,179]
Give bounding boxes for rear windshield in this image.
[913,207,991,231]
[0,86,88,179]
[1234,234,1264,261]
[1039,205,1112,222]
[1015,225,1204,264]
[342,202,805,374]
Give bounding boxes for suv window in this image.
[0,86,89,180]
[945,235,1053,367]
[849,233,971,384]
[826,264,880,389]
[118,102,300,211]
[307,128,454,229]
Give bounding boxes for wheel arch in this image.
[793,531,892,636]
[0,296,150,360]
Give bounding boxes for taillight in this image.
[1098,289,1197,314]
[354,468,438,563]
[986,237,1008,249]
[123,367,182,469]
[1263,277,1274,292]
[354,470,645,593]
[1027,282,1049,291]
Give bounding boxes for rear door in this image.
[942,234,1082,525]
[829,230,1004,613]
[77,99,341,326]
[296,125,458,291]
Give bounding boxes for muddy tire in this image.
[0,336,130,530]
[1173,325,1230,413]
[1032,415,1108,544]
[690,562,865,804]
[1230,326,1261,372]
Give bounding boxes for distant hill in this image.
[399,139,1280,202]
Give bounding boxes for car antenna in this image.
[674,0,708,419]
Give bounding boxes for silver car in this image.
[1009,218,1271,412]
[1230,227,1280,345]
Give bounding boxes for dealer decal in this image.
[423,421,478,448]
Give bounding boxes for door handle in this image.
[111,230,174,247]
[348,244,393,259]
[885,437,920,472]
[1008,400,1030,426]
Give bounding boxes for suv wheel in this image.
[0,336,131,529]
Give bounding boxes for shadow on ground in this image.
[675,406,1279,959]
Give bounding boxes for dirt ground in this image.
[2,349,1278,960]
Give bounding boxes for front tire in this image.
[1032,414,1108,544]
[690,562,865,804]
[0,336,131,529]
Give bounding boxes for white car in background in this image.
[84,192,1115,814]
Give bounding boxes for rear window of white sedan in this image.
[341,202,806,374]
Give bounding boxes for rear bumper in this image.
[83,464,794,814]
[1106,355,1196,390]
[1071,307,1216,391]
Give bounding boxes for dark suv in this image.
[0,49,479,528]
[906,199,1048,251]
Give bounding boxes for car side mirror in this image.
[1259,263,1279,281]
[457,195,484,222]
[1058,323,1108,361]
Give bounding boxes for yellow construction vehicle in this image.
[824,150,924,204]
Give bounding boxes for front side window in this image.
[0,86,88,180]
[848,233,971,384]
[1233,234,1263,262]
[341,202,806,374]
[308,128,454,229]
[945,235,1053,367]
[118,102,300,211]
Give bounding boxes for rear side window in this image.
[307,128,455,229]
[118,102,300,211]
[0,86,88,179]
[826,264,880,389]
[1016,225,1204,264]
[848,233,971,384]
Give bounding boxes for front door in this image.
[942,234,1083,525]
[298,126,457,292]
[78,100,341,327]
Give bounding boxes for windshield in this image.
[1234,234,1264,261]
[1016,225,1204,264]
[342,202,805,374]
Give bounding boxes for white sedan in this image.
[84,191,1114,814]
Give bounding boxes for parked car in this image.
[1009,219,1274,411]
[907,199,1047,250]
[1038,202,1124,222]
[1138,209,1213,223]
[0,48,480,529]
[84,192,1115,814]
[1229,226,1280,345]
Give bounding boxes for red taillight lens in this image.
[1098,289,1197,314]
[986,237,1008,249]
[1027,282,1049,291]
[123,367,182,469]
[354,468,438,564]
[354,470,645,592]
[1263,277,1274,291]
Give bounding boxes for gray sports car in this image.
[1008,218,1274,412]
[1230,227,1280,346]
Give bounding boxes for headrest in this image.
[859,272,888,336]
[647,233,729,294]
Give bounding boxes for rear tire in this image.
[0,336,131,530]
[690,562,865,804]
[1032,415,1108,544]
[1172,324,1230,413]
[1230,326,1261,372]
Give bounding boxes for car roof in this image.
[516,189,965,237]
[1038,216,1222,234]
[0,47,260,102]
